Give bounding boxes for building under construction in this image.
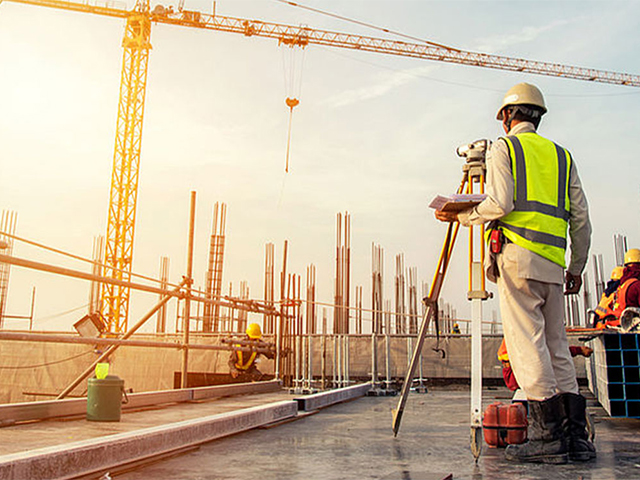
[1,0,640,478]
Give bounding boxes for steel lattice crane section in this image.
[102,11,152,332]
[4,0,640,333]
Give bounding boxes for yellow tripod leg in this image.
[392,221,460,436]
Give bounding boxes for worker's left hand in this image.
[564,272,582,295]
[435,210,459,223]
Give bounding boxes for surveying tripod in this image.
[391,139,491,460]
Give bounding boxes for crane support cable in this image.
[273,0,461,52]
[169,14,640,87]
[4,0,640,87]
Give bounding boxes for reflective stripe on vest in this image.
[595,292,616,319]
[496,133,572,267]
[613,278,639,318]
[235,348,258,371]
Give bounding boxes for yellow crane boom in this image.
[4,0,640,332]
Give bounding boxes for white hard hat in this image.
[497,83,547,120]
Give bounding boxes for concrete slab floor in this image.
[0,391,291,456]
[116,387,640,480]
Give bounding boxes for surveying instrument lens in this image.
[456,139,491,161]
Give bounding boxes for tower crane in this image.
[3,0,640,333]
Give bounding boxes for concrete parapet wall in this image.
[0,333,586,404]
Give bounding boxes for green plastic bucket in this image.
[86,375,125,422]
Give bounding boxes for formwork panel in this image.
[586,333,640,418]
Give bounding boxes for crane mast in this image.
[4,0,640,332]
[102,9,152,333]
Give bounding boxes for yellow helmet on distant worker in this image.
[611,266,625,281]
[497,83,547,120]
[624,248,640,265]
[246,323,262,339]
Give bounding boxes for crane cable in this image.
[282,41,306,173]
[274,0,461,52]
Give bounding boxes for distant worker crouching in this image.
[228,323,275,381]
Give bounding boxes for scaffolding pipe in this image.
[181,191,197,389]
[56,281,186,399]
[0,253,280,316]
[0,331,274,354]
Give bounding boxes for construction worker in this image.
[436,83,593,464]
[592,266,624,328]
[228,323,274,381]
[451,322,461,334]
[498,338,593,393]
[611,249,640,318]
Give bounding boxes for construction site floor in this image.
[1,386,639,479]
[115,386,640,480]
[0,390,291,457]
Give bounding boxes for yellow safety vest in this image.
[493,132,572,267]
[235,347,257,371]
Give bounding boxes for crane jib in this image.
[4,0,640,87]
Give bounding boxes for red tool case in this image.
[482,401,528,448]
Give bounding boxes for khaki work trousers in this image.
[496,250,579,401]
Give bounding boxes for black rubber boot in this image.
[563,393,597,461]
[505,394,568,464]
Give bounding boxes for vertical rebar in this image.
[181,191,197,389]
[345,335,350,387]
[306,332,312,390]
[321,308,327,389]
[345,212,351,334]
[335,213,342,334]
[295,332,302,390]
[276,240,288,381]
[385,306,391,389]
[332,333,338,388]
[264,243,275,334]
[371,329,378,387]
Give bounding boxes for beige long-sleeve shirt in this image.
[457,122,592,284]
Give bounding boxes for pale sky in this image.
[1,0,639,333]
